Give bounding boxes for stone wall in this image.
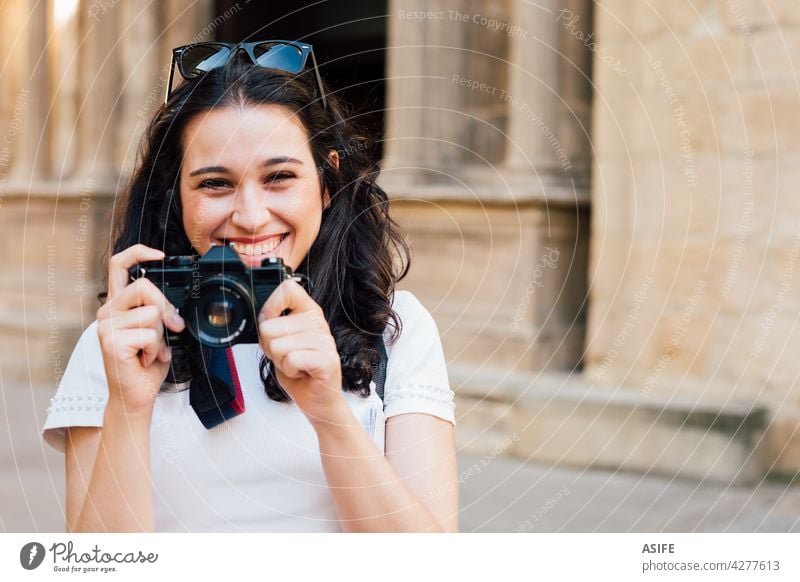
[382,0,593,441]
[587,0,800,477]
[381,0,601,478]
[0,0,215,386]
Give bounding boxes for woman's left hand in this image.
[258,279,347,428]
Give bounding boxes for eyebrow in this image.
[188,156,304,177]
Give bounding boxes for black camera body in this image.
[128,244,306,349]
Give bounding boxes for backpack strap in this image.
[374,335,388,402]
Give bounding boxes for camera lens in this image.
[182,276,256,348]
[206,299,234,327]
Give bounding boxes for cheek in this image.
[291,202,323,241]
[181,196,225,244]
[279,190,323,233]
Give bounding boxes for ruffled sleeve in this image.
[41,320,109,453]
[382,291,456,426]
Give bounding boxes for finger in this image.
[140,338,165,369]
[263,333,332,380]
[106,328,161,363]
[109,279,185,333]
[108,305,163,331]
[128,327,166,369]
[282,350,335,381]
[257,310,327,341]
[259,279,316,322]
[262,331,328,364]
[108,244,165,298]
[157,345,172,363]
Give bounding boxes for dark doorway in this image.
[214,1,388,158]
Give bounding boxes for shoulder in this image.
[77,319,102,348]
[41,320,109,453]
[391,289,430,317]
[382,290,455,425]
[386,290,440,345]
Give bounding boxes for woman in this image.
[41,41,457,532]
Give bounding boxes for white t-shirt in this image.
[41,290,455,532]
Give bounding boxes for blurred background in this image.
[2,0,800,532]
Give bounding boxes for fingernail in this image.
[171,313,185,328]
[164,346,172,361]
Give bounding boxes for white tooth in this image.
[244,244,253,255]
[255,244,264,255]
[230,241,238,249]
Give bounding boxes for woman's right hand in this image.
[96,244,186,416]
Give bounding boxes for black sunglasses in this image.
[165,40,327,109]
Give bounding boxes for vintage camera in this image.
[128,244,309,348]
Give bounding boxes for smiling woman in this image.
[179,105,333,271]
[40,46,458,533]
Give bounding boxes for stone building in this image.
[1,0,798,496]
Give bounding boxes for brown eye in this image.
[267,172,294,183]
[199,178,229,190]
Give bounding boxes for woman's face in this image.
[179,104,332,270]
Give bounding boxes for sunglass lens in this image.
[253,43,304,72]
[181,44,231,76]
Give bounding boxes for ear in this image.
[322,150,340,210]
[328,149,340,170]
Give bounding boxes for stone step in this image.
[0,380,70,531]
[451,365,768,486]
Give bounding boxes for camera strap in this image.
[192,336,388,430]
[190,347,246,430]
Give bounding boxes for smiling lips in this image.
[225,233,288,258]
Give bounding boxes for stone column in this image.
[48,0,81,180]
[0,0,31,181]
[503,0,561,174]
[418,0,469,172]
[384,0,471,181]
[164,0,217,49]
[7,0,50,183]
[116,2,161,176]
[75,0,120,181]
[383,0,428,176]
[558,0,593,178]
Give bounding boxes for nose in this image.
[229,184,271,233]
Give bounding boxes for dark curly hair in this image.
[101,53,410,402]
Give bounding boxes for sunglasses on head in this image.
[165,40,327,109]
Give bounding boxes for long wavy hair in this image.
[101,54,410,401]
